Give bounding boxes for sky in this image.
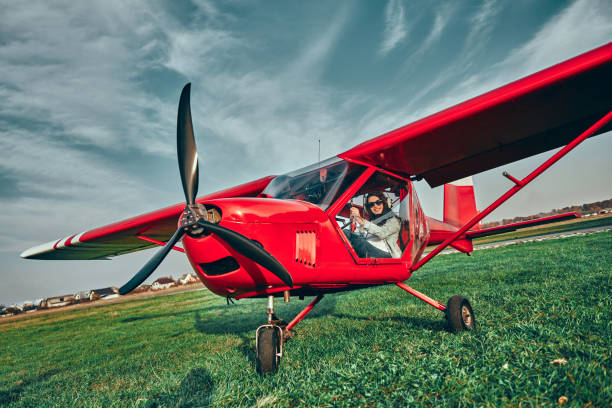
[1,0,611,305]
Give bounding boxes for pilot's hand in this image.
[350,207,364,225]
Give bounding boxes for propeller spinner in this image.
[119,84,293,295]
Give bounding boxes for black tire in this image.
[445,295,475,333]
[256,327,280,374]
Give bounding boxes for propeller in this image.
[119,84,292,295]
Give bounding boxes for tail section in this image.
[443,176,481,229]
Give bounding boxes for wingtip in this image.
[20,241,56,259]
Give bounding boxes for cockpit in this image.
[262,157,428,261]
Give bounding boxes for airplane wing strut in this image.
[410,109,612,272]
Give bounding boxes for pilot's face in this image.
[367,196,384,215]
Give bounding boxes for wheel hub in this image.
[461,305,473,327]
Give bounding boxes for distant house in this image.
[40,295,76,309]
[178,273,198,285]
[75,291,92,302]
[0,305,7,316]
[4,305,22,315]
[21,301,36,312]
[91,287,119,300]
[151,277,175,291]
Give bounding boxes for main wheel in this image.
[445,295,475,333]
[256,326,280,374]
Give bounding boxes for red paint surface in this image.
[286,295,324,330]
[396,282,446,311]
[443,184,480,229]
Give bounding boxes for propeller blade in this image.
[119,227,185,295]
[177,83,199,205]
[198,220,293,287]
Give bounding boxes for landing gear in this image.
[395,283,475,333]
[255,295,284,374]
[445,295,475,332]
[254,294,324,374]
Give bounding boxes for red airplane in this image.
[22,43,612,373]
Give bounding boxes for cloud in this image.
[1,2,164,140]
[380,0,409,55]
[0,0,359,254]
[0,0,188,252]
[465,0,498,52]
[421,3,454,51]
[335,0,612,157]
[286,6,350,79]
[398,3,455,75]
[430,0,612,111]
[160,6,354,178]
[497,0,612,75]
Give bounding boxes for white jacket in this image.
[358,215,402,258]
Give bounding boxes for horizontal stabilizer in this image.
[466,212,580,240]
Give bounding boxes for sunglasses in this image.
[367,199,383,208]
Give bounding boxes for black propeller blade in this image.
[198,220,293,287]
[119,227,185,295]
[177,83,199,205]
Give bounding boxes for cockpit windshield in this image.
[262,158,363,210]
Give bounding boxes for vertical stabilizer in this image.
[443,176,481,229]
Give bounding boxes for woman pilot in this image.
[344,192,402,258]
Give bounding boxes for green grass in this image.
[1,232,611,407]
[472,215,612,245]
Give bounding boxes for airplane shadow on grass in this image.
[146,367,214,408]
[192,294,338,336]
[0,370,59,406]
[122,291,443,336]
[331,313,447,332]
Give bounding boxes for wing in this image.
[21,176,275,260]
[339,43,612,187]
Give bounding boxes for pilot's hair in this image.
[365,192,391,219]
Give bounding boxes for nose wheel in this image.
[255,324,283,374]
[255,295,285,374]
[254,294,324,374]
[445,295,475,332]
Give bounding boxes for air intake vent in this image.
[199,257,240,276]
[295,230,316,267]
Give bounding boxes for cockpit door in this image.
[405,184,429,265]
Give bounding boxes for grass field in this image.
[1,231,610,407]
